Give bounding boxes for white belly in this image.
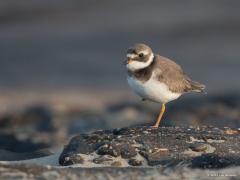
[127,76,181,103]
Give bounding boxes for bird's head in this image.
[125,43,154,71]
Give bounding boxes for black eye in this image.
[139,53,144,58]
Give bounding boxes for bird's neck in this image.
[127,54,156,82]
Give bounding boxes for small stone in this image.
[139,150,148,158]
[128,159,143,166]
[120,144,137,159]
[111,161,122,167]
[150,148,169,157]
[97,144,120,157]
[93,155,113,164]
[157,148,169,152]
[146,148,171,166]
[60,154,84,166]
[225,129,239,135]
[190,143,208,152]
[97,142,137,159]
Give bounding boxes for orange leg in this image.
[153,103,166,127]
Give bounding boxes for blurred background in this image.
[0,0,240,160]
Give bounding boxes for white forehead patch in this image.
[127,54,137,59]
[126,53,154,71]
[126,50,149,58]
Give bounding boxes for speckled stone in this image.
[93,155,114,164]
[128,159,143,166]
[61,154,84,166]
[189,143,208,152]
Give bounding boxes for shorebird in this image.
[125,43,205,127]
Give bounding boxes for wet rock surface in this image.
[59,126,240,168]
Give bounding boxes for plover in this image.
[125,43,205,127]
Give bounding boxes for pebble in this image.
[128,159,143,166]
[111,161,122,167]
[190,143,208,152]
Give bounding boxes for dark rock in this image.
[22,106,55,132]
[97,143,121,157]
[0,106,54,132]
[191,154,240,169]
[94,131,138,158]
[120,144,137,159]
[59,135,103,165]
[128,159,143,166]
[97,142,137,158]
[59,126,240,168]
[0,134,49,153]
[0,149,52,161]
[60,154,84,166]
[0,105,59,156]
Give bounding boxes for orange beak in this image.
[127,58,133,64]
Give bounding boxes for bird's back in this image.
[153,54,206,94]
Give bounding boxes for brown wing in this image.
[154,55,205,93]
